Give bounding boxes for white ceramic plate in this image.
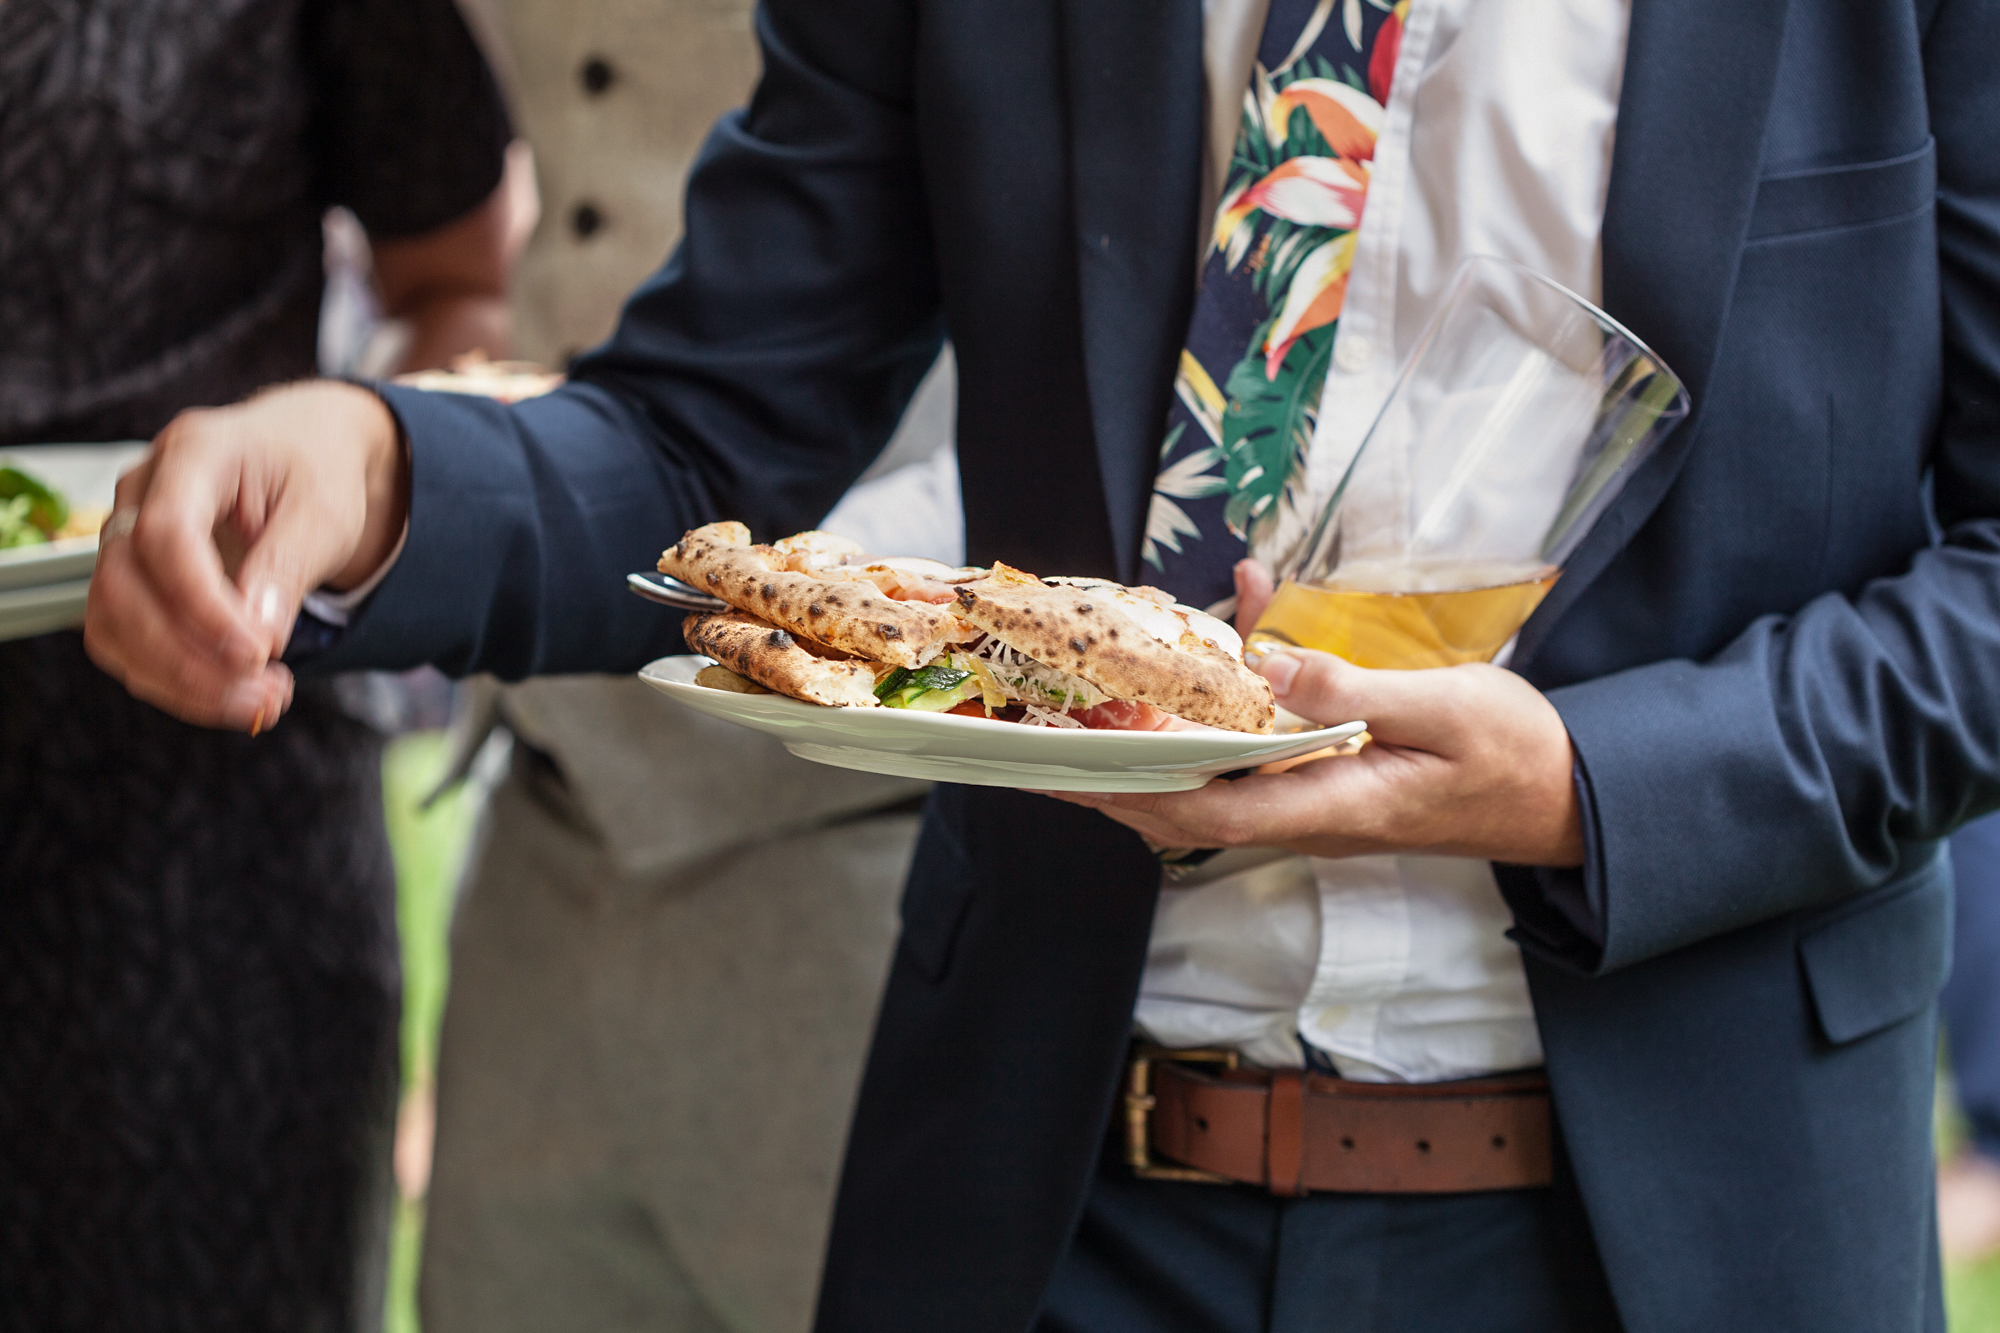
[0,443,150,641]
[639,655,1366,792]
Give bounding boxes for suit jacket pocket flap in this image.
[1798,860,1951,1046]
[1748,139,1936,241]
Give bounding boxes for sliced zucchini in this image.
[890,675,982,712]
[881,663,979,711]
[873,666,912,700]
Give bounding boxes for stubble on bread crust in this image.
[954,572,1275,734]
[683,610,882,707]
[661,522,954,668]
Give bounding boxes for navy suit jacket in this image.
[318,0,2000,1327]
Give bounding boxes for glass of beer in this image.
[1249,255,1689,671]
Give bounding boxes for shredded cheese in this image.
[968,638,1111,710]
[1022,703,1086,728]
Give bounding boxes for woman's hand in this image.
[1040,561,1583,866]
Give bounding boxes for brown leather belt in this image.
[1123,1046,1553,1196]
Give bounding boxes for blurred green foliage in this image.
[381,732,482,1333]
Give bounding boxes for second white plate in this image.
[0,442,150,641]
[638,655,1366,792]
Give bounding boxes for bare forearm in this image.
[392,293,511,372]
[372,140,535,371]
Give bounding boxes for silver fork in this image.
[626,571,727,612]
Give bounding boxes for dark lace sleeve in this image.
[304,0,513,238]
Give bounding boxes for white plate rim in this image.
[637,654,1365,790]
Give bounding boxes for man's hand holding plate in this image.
[1041,560,1584,867]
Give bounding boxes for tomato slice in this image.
[931,697,1167,728]
[1071,699,1172,731]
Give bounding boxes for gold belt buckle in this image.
[1124,1043,1238,1183]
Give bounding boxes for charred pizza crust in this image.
[954,567,1275,734]
[683,611,882,708]
[660,522,958,668]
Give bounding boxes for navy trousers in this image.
[1946,813,2000,1160]
[1035,1133,1622,1333]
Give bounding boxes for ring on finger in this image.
[100,506,140,544]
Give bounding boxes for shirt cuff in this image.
[1494,752,1609,973]
[299,521,409,628]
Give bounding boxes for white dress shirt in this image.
[1136,0,1630,1080]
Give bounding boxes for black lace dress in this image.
[0,2,509,1328]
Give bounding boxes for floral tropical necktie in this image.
[1143,0,1407,611]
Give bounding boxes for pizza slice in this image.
[660,522,976,667]
[661,524,1274,735]
[951,565,1275,734]
[682,610,883,707]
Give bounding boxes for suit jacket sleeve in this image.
[311,0,943,680]
[1505,0,2000,975]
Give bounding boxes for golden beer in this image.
[1247,561,1559,670]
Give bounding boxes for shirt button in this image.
[1335,335,1371,373]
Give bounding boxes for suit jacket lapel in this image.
[1514,0,1793,670]
[1062,0,1206,584]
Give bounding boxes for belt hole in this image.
[1416,1139,1431,1154]
[1492,1135,1506,1149]
[1194,1116,1209,1133]
[1340,1136,1354,1150]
